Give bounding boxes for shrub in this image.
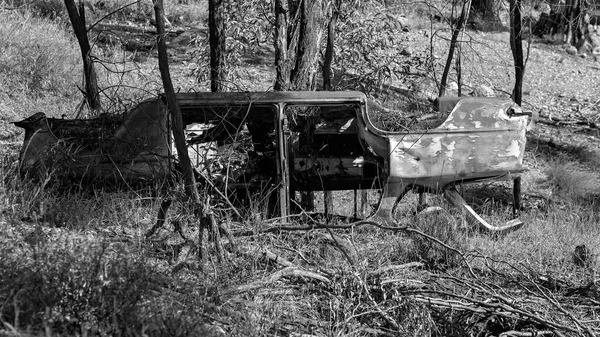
[0,231,153,335]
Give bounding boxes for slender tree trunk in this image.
[64,0,102,111]
[153,0,199,202]
[322,1,339,216]
[509,0,524,105]
[208,0,226,92]
[274,0,291,91]
[322,0,339,91]
[290,0,323,90]
[439,0,471,97]
[509,0,524,213]
[293,0,322,211]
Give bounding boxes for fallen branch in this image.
[537,111,598,129]
[261,248,295,268]
[224,266,330,299]
[369,262,424,276]
[499,331,554,337]
[408,291,582,335]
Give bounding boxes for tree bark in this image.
[322,0,340,91]
[153,0,199,202]
[509,0,524,212]
[208,0,226,92]
[274,0,291,91]
[322,0,340,216]
[64,0,102,111]
[290,0,323,90]
[509,0,524,106]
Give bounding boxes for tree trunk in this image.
[509,0,524,106]
[274,0,291,91]
[64,0,102,111]
[290,0,323,90]
[153,0,199,202]
[533,0,591,48]
[274,0,324,213]
[509,0,524,213]
[322,0,340,216]
[439,0,471,97]
[322,0,339,91]
[208,0,226,92]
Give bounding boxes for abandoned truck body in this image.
[14,91,530,230]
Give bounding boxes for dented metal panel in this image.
[14,99,172,183]
[356,97,528,193]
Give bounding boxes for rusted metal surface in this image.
[14,99,171,184]
[359,97,528,195]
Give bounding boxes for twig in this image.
[261,248,295,268]
[369,262,424,276]
[499,330,554,337]
[355,273,400,331]
[224,266,330,299]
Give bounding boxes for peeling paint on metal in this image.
[360,97,529,191]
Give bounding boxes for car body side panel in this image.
[356,97,528,193]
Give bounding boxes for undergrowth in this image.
[0,10,79,94]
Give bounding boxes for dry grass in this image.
[0,9,80,93]
[546,161,600,200]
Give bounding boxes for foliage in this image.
[0,231,152,335]
[192,0,274,88]
[335,2,428,94]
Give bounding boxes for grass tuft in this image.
[546,161,600,200]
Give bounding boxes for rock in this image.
[566,45,578,55]
[472,84,495,97]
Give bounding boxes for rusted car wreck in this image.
[14,91,531,231]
